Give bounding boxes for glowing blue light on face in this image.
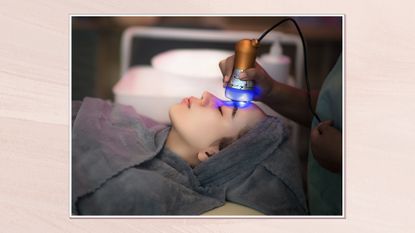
[223,100,251,109]
[235,101,250,108]
[224,87,255,109]
[225,87,254,102]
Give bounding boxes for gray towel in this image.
[72,97,307,215]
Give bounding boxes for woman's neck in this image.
[165,127,200,167]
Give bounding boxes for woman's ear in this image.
[197,145,220,162]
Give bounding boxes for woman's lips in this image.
[181,97,190,108]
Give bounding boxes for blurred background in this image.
[71,16,342,190]
[72,16,342,100]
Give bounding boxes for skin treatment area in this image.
[71,16,343,216]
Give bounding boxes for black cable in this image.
[258,17,322,123]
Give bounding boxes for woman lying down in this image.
[72,91,307,215]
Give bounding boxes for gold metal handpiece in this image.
[234,39,260,70]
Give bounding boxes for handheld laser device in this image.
[224,18,322,121]
[225,39,260,104]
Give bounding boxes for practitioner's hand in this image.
[310,120,342,173]
[219,55,275,102]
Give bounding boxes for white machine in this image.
[113,48,232,123]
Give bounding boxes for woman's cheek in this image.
[194,111,225,142]
[191,115,220,135]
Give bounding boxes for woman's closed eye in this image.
[232,106,238,118]
[217,106,238,118]
[218,106,223,116]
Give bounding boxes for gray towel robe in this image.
[72,97,307,215]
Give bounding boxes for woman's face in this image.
[169,91,266,149]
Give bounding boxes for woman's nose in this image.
[201,91,222,108]
[200,91,211,106]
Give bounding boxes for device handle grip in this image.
[234,39,259,70]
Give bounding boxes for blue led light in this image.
[223,100,252,108]
[225,87,254,102]
[223,100,251,109]
[235,101,251,108]
[224,87,255,109]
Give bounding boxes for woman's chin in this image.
[169,105,181,125]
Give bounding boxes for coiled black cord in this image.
[258,17,322,123]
